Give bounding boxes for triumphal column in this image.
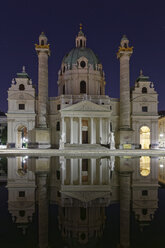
[117,35,134,149]
[28,32,51,148]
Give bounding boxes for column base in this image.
[117,129,134,149]
[7,143,15,148]
[28,128,51,148]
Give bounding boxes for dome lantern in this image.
[75,24,87,48]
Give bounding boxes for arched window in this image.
[124,43,127,48]
[63,85,65,94]
[142,87,147,93]
[80,81,86,94]
[80,39,82,47]
[19,84,25,91]
[63,66,65,73]
[41,40,44,46]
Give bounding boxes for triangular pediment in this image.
[61,100,110,112]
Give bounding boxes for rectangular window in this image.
[142,190,148,196]
[57,104,61,110]
[19,191,25,197]
[142,106,148,112]
[19,104,25,110]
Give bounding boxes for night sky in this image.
[0,0,165,112]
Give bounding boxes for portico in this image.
[59,100,111,146]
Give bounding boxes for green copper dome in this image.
[62,47,100,69]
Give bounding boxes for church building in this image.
[7,26,159,149]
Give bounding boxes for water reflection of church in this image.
[6,155,160,247]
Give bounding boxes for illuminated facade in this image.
[7,27,159,149]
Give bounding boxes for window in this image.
[80,207,86,220]
[19,191,25,197]
[19,104,25,110]
[56,121,60,131]
[41,40,44,46]
[19,210,25,217]
[19,84,25,91]
[142,106,148,112]
[142,209,147,215]
[80,61,86,68]
[142,190,148,196]
[57,191,61,197]
[80,39,82,47]
[142,87,147,93]
[63,85,65,94]
[57,104,61,110]
[80,81,86,94]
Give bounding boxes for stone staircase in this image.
[64,144,108,150]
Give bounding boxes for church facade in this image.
[7,27,159,149]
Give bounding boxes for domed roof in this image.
[62,47,100,69]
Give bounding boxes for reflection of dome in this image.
[62,47,100,69]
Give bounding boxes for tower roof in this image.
[16,66,30,79]
[136,70,149,82]
[121,34,128,41]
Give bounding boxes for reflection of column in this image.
[119,160,132,248]
[60,158,65,185]
[99,160,102,184]
[70,117,73,144]
[90,117,94,144]
[99,118,102,144]
[79,159,82,185]
[79,117,82,144]
[70,159,73,184]
[90,159,94,184]
[37,173,48,248]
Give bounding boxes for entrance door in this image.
[82,131,88,144]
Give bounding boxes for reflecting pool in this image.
[0,155,165,247]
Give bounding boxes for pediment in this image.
[132,95,156,102]
[9,92,35,100]
[62,100,110,112]
[62,191,110,203]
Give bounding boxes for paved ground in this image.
[0,148,165,157]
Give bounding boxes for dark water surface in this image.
[0,155,165,248]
